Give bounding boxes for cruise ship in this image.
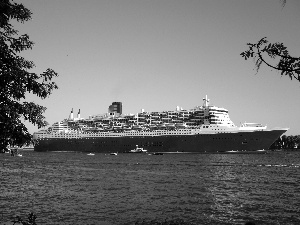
[33,96,288,153]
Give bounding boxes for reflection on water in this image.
[1,151,300,225]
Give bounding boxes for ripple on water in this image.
[1,151,300,224]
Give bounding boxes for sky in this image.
[12,0,300,136]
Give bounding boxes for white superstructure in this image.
[33,95,268,140]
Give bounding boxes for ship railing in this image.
[41,127,204,138]
[84,129,195,137]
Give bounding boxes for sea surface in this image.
[1,150,300,225]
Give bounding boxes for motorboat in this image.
[87,153,95,156]
[128,145,147,153]
[110,152,118,155]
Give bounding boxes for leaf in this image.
[0,1,59,150]
[241,37,300,82]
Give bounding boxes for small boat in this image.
[87,153,95,156]
[226,150,239,153]
[152,152,164,155]
[127,145,148,153]
[16,154,22,157]
[148,152,164,155]
[110,152,118,155]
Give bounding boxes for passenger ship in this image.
[33,95,288,153]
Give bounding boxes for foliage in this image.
[12,213,37,225]
[0,0,58,152]
[240,37,300,82]
[270,135,300,150]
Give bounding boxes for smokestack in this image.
[77,109,80,119]
[69,108,74,120]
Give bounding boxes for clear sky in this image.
[13,0,300,136]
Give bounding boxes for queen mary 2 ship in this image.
[33,95,288,153]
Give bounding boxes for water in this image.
[1,151,300,225]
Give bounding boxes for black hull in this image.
[34,129,286,153]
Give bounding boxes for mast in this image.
[203,95,209,108]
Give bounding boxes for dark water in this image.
[1,150,300,225]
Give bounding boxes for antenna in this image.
[203,95,210,107]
